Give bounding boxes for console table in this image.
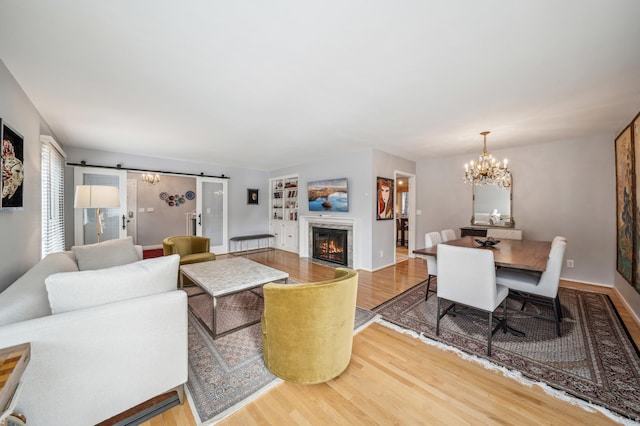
[460,227,488,237]
[460,226,523,239]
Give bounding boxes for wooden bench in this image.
[229,234,275,254]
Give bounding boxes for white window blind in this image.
[41,137,66,258]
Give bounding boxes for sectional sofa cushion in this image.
[45,254,180,314]
[71,236,140,271]
[0,252,79,326]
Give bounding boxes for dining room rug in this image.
[373,281,640,422]
[185,290,378,425]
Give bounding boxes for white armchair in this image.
[436,244,509,356]
[496,240,567,336]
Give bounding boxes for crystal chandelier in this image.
[464,131,511,188]
[142,173,160,184]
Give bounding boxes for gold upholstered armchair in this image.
[261,268,359,384]
[162,235,216,265]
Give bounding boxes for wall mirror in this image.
[472,183,514,227]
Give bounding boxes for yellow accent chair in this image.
[261,268,359,384]
[162,236,216,265]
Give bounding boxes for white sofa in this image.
[0,237,188,425]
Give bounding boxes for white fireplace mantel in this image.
[299,215,360,270]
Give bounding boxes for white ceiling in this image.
[1,1,639,171]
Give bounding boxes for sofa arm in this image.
[0,291,188,426]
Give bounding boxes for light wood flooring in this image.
[141,250,639,425]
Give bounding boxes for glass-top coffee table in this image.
[180,257,288,339]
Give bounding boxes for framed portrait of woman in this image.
[376,177,394,220]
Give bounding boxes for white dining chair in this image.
[496,240,567,336]
[422,232,442,300]
[436,244,509,356]
[440,229,456,242]
[552,236,567,246]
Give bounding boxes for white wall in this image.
[416,135,616,286]
[0,60,58,291]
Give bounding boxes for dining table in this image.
[413,236,552,272]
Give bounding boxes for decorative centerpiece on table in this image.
[475,236,500,247]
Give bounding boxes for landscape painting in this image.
[615,125,634,285]
[308,178,348,212]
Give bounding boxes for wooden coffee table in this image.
[180,257,288,339]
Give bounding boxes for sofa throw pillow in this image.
[72,236,139,271]
[45,254,180,314]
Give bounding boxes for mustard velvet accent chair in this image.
[261,268,358,384]
[162,236,216,265]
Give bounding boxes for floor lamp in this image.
[74,185,121,243]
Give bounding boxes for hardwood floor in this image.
[141,250,638,425]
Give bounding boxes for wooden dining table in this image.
[413,236,552,272]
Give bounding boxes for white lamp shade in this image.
[74,185,121,208]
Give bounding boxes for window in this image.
[41,136,66,258]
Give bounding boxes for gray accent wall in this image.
[416,135,617,287]
[270,149,416,271]
[0,60,57,292]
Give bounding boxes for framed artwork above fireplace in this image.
[308,178,348,212]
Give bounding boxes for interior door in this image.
[74,167,127,245]
[196,177,228,254]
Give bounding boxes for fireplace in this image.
[312,227,348,266]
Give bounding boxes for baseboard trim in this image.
[96,388,183,426]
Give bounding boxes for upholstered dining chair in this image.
[422,231,442,300]
[162,235,216,265]
[496,240,567,336]
[261,268,358,384]
[552,235,567,246]
[440,229,456,242]
[436,244,508,356]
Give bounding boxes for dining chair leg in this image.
[502,299,507,334]
[552,297,562,337]
[554,296,564,320]
[436,297,441,336]
[487,311,493,356]
[425,275,435,300]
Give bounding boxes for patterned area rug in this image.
[186,289,378,425]
[373,282,640,422]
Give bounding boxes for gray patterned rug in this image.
[373,282,640,422]
[186,289,377,425]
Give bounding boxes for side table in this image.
[0,343,30,425]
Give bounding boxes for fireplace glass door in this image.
[312,227,348,266]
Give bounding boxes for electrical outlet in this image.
[379,250,384,258]
[566,259,574,268]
